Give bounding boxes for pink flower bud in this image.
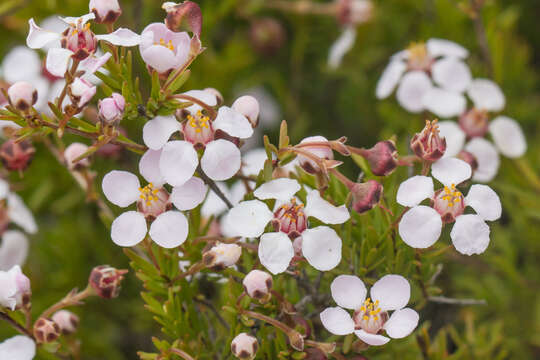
[459,108,489,138]
[202,243,242,270]
[0,140,35,172]
[360,140,398,176]
[61,24,97,61]
[51,310,79,335]
[69,78,96,108]
[7,81,37,112]
[232,96,260,128]
[33,318,61,344]
[337,0,374,26]
[431,184,465,223]
[297,136,334,174]
[249,18,286,56]
[242,270,272,302]
[89,0,122,24]
[0,266,31,311]
[64,142,90,170]
[162,1,202,37]
[98,93,125,126]
[350,180,383,214]
[410,120,446,162]
[231,333,258,360]
[88,265,128,299]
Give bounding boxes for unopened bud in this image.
[33,318,60,343]
[88,265,128,299]
[69,78,96,108]
[202,243,242,270]
[410,120,446,162]
[459,108,489,138]
[51,310,79,335]
[0,140,36,172]
[336,0,374,26]
[232,96,260,128]
[457,150,478,173]
[7,81,37,112]
[350,180,383,214]
[360,140,398,176]
[297,136,334,174]
[231,333,258,360]
[98,93,125,126]
[89,0,122,24]
[249,18,286,56]
[304,348,328,360]
[64,142,90,170]
[162,1,202,37]
[242,270,272,302]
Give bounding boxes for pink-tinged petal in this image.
[111,211,147,247]
[46,48,74,78]
[489,116,527,158]
[354,330,390,346]
[242,148,268,177]
[426,38,468,59]
[328,26,356,69]
[141,45,178,73]
[79,52,111,76]
[200,140,241,181]
[330,275,367,310]
[398,205,442,248]
[143,116,181,150]
[438,121,466,158]
[431,157,471,186]
[96,28,141,46]
[181,89,218,112]
[212,106,253,139]
[376,59,407,99]
[258,232,294,274]
[26,18,62,49]
[149,211,188,248]
[0,335,36,360]
[304,190,350,224]
[139,149,165,186]
[396,176,434,207]
[396,71,432,113]
[159,140,199,187]
[464,138,499,182]
[370,274,410,311]
[465,184,501,221]
[422,88,466,118]
[0,231,29,271]
[467,79,505,112]
[170,177,207,210]
[253,178,300,202]
[1,46,41,83]
[450,214,490,255]
[320,307,355,336]
[0,180,8,200]
[102,170,140,207]
[301,226,342,271]
[432,58,471,93]
[232,95,259,126]
[7,194,37,234]
[383,308,419,339]
[60,13,96,26]
[221,200,273,238]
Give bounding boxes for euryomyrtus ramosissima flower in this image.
[243,269,273,302]
[222,178,350,274]
[320,274,419,346]
[64,142,91,170]
[7,81,37,112]
[162,1,203,37]
[89,265,128,299]
[0,335,36,360]
[397,157,501,255]
[102,150,208,248]
[376,39,471,117]
[0,139,36,172]
[410,119,446,162]
[0,265,31,310]
[98,92,125,127]
[202,242,242,270]
[143,90,256,187]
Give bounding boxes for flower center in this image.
[187,110,210,133]
[440,184,462,207]
[273,198,307,238]
[139,183,159,206]
[156,38,175,51]
[432,184,465,223]
[183,110,214,145]
[407,42,432,71]
[459,108,489,138]
[353,298,386,334]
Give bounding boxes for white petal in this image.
[212,106,254,139]
[170,177,207,210]
[431,157,471,186]
[242,148,268,177]
[40,16,68,50]
[376,60,407,99]
[149,211,188,248]
[464,138,499,182]
[450,214,490,255]
[0,180,8,200]
[1,46,41,83]
[253,178,300,202]
[304,190,350,224]
[371,274,411,311]
[101,170,140,207]
[431,58,471,93]
[258,232,294,274]
[139,149,165,186]
[301,226,342,271]
[79,52,111,75]
[328,26,356,69]
[320,307,355,336]
[398,205,442,248]
[396,176,434,207]
[160,140,199,187]
[7,194,37,234]
[26,18,62,49]
[422,88,466,118]
[383,308,419,339]
[0,335,36,360]
[111,211,147,247]
[489,116,527,158]
[330,275,367,310]
[60,13,96,26]
[438,121,466,158]
[201,182,231,217]
[426,38,468,59]
[354,330,390,346]
[0,231,29,271]
[396,71,432,113]
[95,28,141,46]
[180,89,217,112]
[465,184,501,221]
[467,79,505,112]
[46,48,74,78]
[200,140,241,181]
[143,116,181,150]
[222,200,273,238]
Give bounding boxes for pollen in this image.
[139,183,159,205]
[408,41,428,61]
[441,184,462,206]
[187,110,211,133]
[157,38,175,51]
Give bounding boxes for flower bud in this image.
[431,185,465,223]
[249,18,286,56]
[64,142,90,170]
[459,108,489,138]
[0,140,36,172]
[0,265,31,310]
[242,270,272,302]
[98,93,125,126]
[457,150,478,173]
[69,78,96,108]
[231,333,258,360]
[297,136,334,174]
[232,96,260,128]
[89,0,122,24]
[202,243,242,270]
[33,318,61,344]
[162,1,202,37]
[410,120,446,162]
[304,348,328,360]
[336,0,374,26]
[360,140,398,176]
[88,265,128,299]
[61,24,97,61]
[350,180,383,214]
[51,310,79,335]
[7,81,37,112]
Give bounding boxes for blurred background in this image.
[0,0,539,358]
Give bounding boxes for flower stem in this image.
[196,165,233,209]
[39,285,94,319]
[170,348,196,360]
[0,312,33,338]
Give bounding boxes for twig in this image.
[170,348,196,360]
[470,0,494,77]
[193,297,230,330]
[0,312,33,338]
[428,296,487,306]
[39,286,94,319]
[196,165,233,209]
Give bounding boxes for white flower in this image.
[222,178,349,274]
[396,158,501,255]
[320,274,419,346]
[101,150,207,248]
[0,336,35,360]
[328,26,356,69]
[0,265,31,310]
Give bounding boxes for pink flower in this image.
[139,23,191,74]
[0,336,36,360]
[231,333,258,360]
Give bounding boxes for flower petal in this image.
[7,194,37,234]
[0,335,36,360]
[26,18,62,49]
[330,275,367,310]
[60,13,96,26]
[0,231,29,271]
[95,28,141,46]
[259,232,294,274]
[102,170,140,207]
[201,182,231,218]
[111,211,147,247]
[383,308,419,339]
[422,88,466,118]
[149,211,189,248]
[432,58,471,93]
[143,116,181,150]
[431,157,471,186]
[242,148,268,177]
[170,177,207,210]
[467,79,505,112]
[320,307,355,336]
[426,38,468,59]
[181,89,218,112]
[222,200,273,238]
[301,226,342,271]
[450,214,490,255]
[396,176,434,207]
[438,121,466,158]
[464,138,499,182]
[371,274,410,311]
[0,180,8,200]
[465,184,501,221]
[376,60,407,99]
[139,149,165,186]
[396,71,432,113]
[398,205,442,249]
[46,48,74,78]
[200,140,241,181]
[354,330,390,346]
[489,116,527,158]
[212,106,254,139]
[79,52,111,76]
[328,26,356,69]
[1,46,41,83]
[305,190,350,224]
[160,140,199,187]
[253,178,301,202]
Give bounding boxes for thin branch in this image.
[0,312,33,338]
[196,165,233,209]
[193,297,230,330]
[428,296,487,306]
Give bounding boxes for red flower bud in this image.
[0,140,36,172]
[88,265,128,299]
[360,140,398,176]
[33,318,61,343]
[410,120,446,162]
[350,180,383,214]
[89,0,122,24]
